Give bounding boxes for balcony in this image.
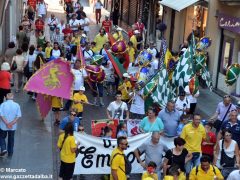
[219,0,240,5]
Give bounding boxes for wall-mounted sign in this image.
[218,13,240,34]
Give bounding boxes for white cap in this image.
[82,34,87,38]
[1,62,10,71]
[134,30,140,34]
[79,86,85,91]
[38,14,42,17]
[123,73,131,78]
[116,27,122,31]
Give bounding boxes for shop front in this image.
[215,13,240,96]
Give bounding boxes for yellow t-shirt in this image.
[118,81,132,100]
[57,133,77,163]
[128,47,135,63]
[71,93,88,113]
[91,47,98,54]
[72,36,81,46]
[180,123,206,152]
[142,172,158,180]
[110,148,126,180]
[113,32,123,41]
[94,34,108,52]
[130,35,137,50]
[45,47,53,59]
[189,165,223,180]
[51,96,63,108]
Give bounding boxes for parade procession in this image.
[0,0,240,180]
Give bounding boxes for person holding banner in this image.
[134,132,168,180]
[57,122,78,180]
[110,136,128,180]
[106,91,129,121]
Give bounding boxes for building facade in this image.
[159,0,240,96]
[0,0,24,54]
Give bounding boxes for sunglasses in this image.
[230,109,237,112]
[224,95,231,98]
[121,143,128,146]
[79,129,84,131]
[70,113,77,116]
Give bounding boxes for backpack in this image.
[195,165,216,175]
[111,153,132,176]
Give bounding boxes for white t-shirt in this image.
[151,59,159,70]
[130,90,145,115]
[37,3,47,15]
[25,54,37,71]
[69,19,80,31]
[83,49,94,60]
[227,170,240,180]
[103,65,114,82]
[107,101,128,120]
[79,18,90,32]
[72,68,87,90]
[51,49,61,58]
[184,85,199,104]
[94,2,102,9]
[57,24,66,35]
[175,97,190,116]
[147,47,157,58]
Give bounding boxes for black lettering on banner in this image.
[96,154,111,167]
[103,139,112,148]
[126,152,135,163]
[79,146,96,168]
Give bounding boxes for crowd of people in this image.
[1,0,240,180]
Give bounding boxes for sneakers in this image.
[0,150,7,157]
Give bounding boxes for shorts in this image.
[59,161,75,179]
[52,107,61,112]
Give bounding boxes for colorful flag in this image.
[105,50,126,78]
[36,94,52,118]
[77,45,86,67]
[24,58,74,99]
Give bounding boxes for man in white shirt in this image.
[47,14,58,41]
[130,88,145,119]
[147,41,158,58]
[184,85,199,114]
[93,0,103,24]
[175,91,190,117]
[83,43,94,65]
[37,0,47,20]
[69,14,80,32]
[79,14,90,35]
[107,92,129,121]
[72,60,88,92]
[57,19,66,35]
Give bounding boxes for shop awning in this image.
[160,0,199,12]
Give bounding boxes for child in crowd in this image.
[116,122,128,138]
[72,86,88,120]
[45,41,52,60]
[100,126,113,139]
[90,41,98,54]
[78,124,86,134]
[51,96,63,125]
[201,122,216,162]
[176,115,189,136]
[142,161,158,180]
[127,41,135,67]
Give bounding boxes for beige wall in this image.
[206,0,240,93]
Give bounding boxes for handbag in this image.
[11,57,17,71]
[213,104,232,130]
[220,140,235,167]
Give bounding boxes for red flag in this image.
[77,45,86,67]
[36,94,52,118]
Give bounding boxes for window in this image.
[220,38,234,74]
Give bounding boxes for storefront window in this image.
[220,38,234,74]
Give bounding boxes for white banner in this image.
[73,133,151,174]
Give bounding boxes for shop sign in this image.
[219,13,240,34]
